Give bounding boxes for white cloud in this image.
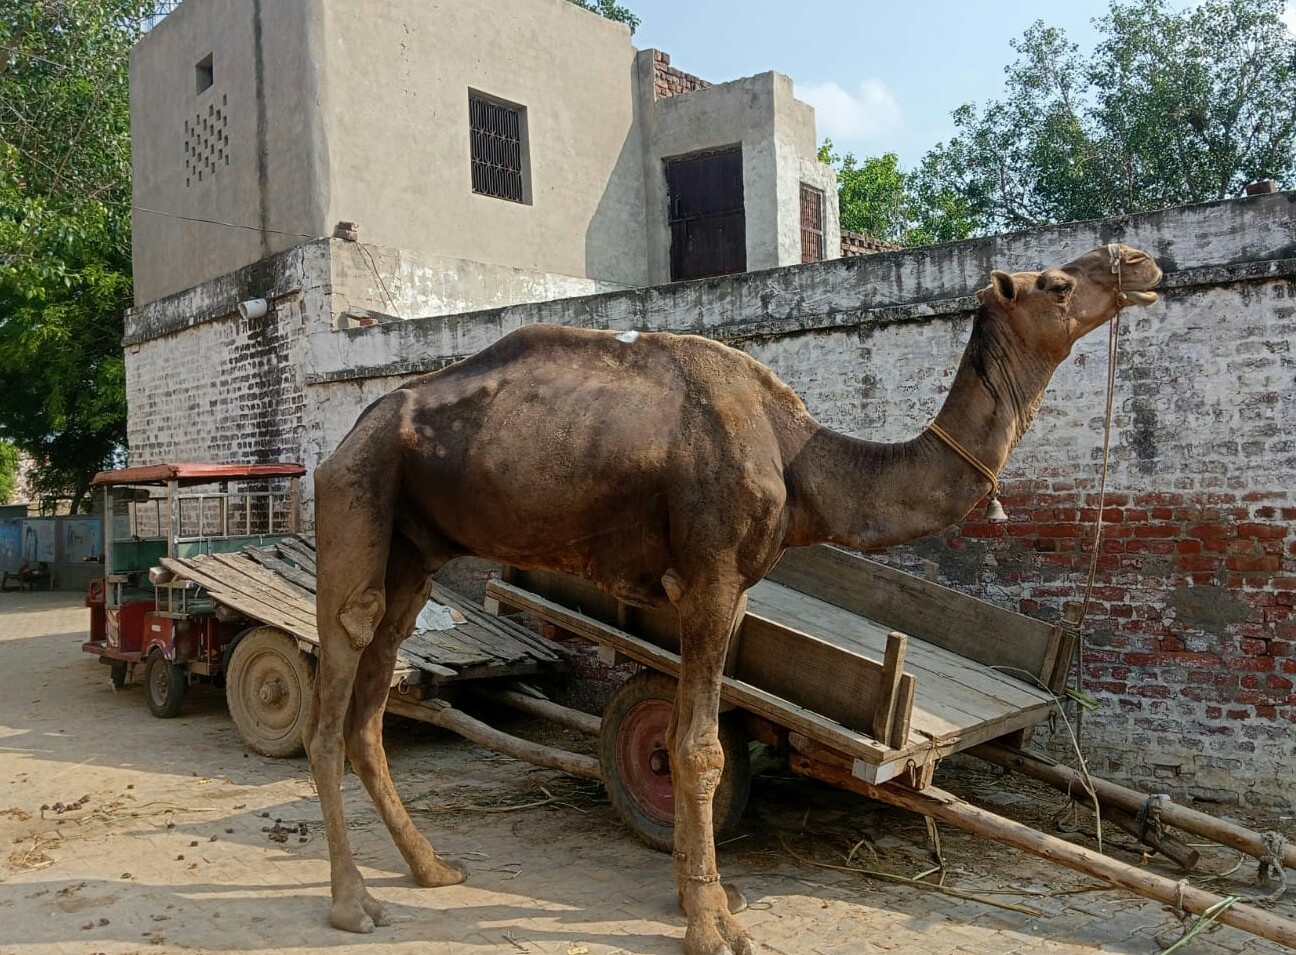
[1282,3,1296,34]
[798,79,903,146]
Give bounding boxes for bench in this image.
[1,564,52,592]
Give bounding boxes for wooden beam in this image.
[789,754,1296,949]
[973,743,1296,872]
[385,697,601,781]
[873,631,909,748]
[481,688,601,738]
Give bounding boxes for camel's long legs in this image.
[667,571,756,955]
[304,591,382,933]
[307,449,401,934]
[344,538,466,890]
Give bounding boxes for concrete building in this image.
[130,0,839,308]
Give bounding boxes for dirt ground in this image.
[1,591,1292,955]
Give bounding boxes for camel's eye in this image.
[1037,274,1074,297]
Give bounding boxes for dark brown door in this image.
[666,148,745,281]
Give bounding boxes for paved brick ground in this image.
[1,592,1292,955]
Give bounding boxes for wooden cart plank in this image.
[169,553,319,628]
[402,630,495,668]
[243,548,317,595]
[159,556,315,637]
[753,604,1018,735]
[747,584,994,730]
[751,580,1052,714]
[275,536,318,574]
[769,545,1062,685]
[728,613,933,739]
[430,584,566,663]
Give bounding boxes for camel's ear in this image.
[990,270,1016,302]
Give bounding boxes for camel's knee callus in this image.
[338,588,385,651]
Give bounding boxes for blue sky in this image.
[634,1,1296,169]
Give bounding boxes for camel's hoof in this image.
[361,890,392,927]
[328,902,376,934]
[684,913,758,955]
[411,854,467,888]
[327,883,391,933]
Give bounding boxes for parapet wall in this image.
[124,190,1296,806]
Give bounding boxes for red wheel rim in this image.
[616,698,674,825]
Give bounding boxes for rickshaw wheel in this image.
[226,626,315,758]
[599,670,751,854]
[144,650,188,718]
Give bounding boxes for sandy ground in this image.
[1,590,1292,955]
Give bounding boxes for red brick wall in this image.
[651,50,710,99]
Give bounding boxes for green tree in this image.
[819,142,988,246]
[819,142,908,244]
[0,441,17,505]
[566,0,639,32]
[912,0,1296,234]
[0,1,158,511]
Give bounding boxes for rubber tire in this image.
[226,626,315,758]
[144,650,188,719]
[109,660,128,689]
[599,670,751,853]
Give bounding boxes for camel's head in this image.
[976,244,1162,362]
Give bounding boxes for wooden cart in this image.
[483,544,1296,949]
[158,536,577,760]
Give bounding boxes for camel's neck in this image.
[784,314,1056,550]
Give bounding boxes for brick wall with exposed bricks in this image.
[651,50,710,99]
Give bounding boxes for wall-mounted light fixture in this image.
[238,298,268,319]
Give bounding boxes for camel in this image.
[305,243,1162,955]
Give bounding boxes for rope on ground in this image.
[1257,830,1289,901]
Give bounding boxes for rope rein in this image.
[926,421,1001,503]
[1072,244,1128,738]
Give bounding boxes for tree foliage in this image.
[566,0,640,33]
[831,0,1296,244]
[0,441,17,505]
[821,142,990,246]
[0,1,158,510]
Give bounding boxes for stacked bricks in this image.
[652,50,709,99]
[840,230,900,258]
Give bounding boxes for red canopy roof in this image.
[91,462,306,487]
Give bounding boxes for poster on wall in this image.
[0,521,19,571]
[21,520,56,563]
[63,519,103,563]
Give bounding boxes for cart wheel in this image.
[599,670,751,853]
[226,626,315,758]
[144,650,188,719]
[109,660,129,689]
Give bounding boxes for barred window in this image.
[469,93,529,203]
[800,183,825,263]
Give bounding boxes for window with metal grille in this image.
[800,183,825,263]
[469,93,528,203]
